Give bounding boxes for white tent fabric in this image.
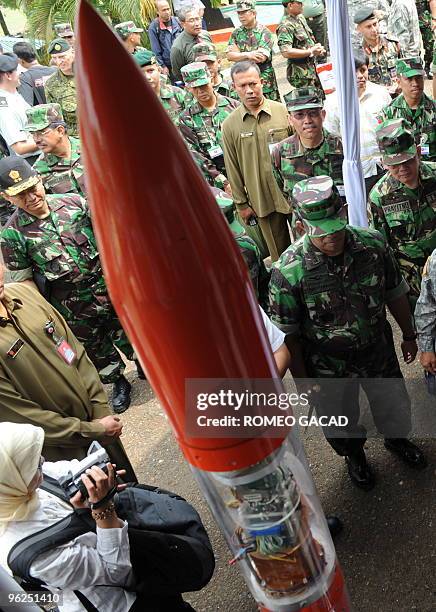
[325,0,368,227]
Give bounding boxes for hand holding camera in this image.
[70,462,124,509]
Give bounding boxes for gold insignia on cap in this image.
[9,170,21,183]
[55,43,61,51]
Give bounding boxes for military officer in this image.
[0,157,143,414]
[212,187,270,311]
[415,248,436,374]
[387,0,422,57]
[416,0,433,75]
[26,104,86,197]
[355,7,401,94]
[0,264,136,480]
[44,39,78,138]
[53,23,75,49]
[276,0,325,89]
[226,0,280,102]
[378,58,435,162]
[270,175,426,490]
[369,119,436,307]
[179,62,239,194]
[193,42,239,100]
[134,49,187,126]
[271,87,344,215]
[114,21,145,54]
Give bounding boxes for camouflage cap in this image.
[115,21,143,37]
[26,103,65,132]
[396,57,425,78]
[353,8,376,24]
[284,87,324,112]
[54,23,74,38]
[236,0,256,11]
[376,118,417,165]
[0,157,39,197]
[134,49,157,67]
[193,42,217,62]
[47,38,71,55]
[211,187,245,236]
[292,176,346,237]
[181,62,211,87]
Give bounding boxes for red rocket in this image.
[75,2,351,609]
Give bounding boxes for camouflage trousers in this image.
[261,66,281,102]
[306,13,328,51]
[69,314,135,384]
[418,10,433,69]
[304,322,411,456]
[286,60,322,91]
[398,257,425,312]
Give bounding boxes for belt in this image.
[307,339,382,361]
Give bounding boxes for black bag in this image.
[8,477,214,599]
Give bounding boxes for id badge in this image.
[421,144,430,156]
[337,185,346,197]
[208,145,223,159]
[56,339,76,365]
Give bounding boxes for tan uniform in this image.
[0,283,135,479]
[222,98,291,260]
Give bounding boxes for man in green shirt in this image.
[222,61,291,261]
[170,5,211,82]
[26,103,86,197]
[44,39,78,138]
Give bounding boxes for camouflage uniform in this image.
[44,71,77,138]
[415,248,436,352]
[159,81,187,126]
[1,194,134,384]
[276,13,321,89]
[369,119,436,305]
[378,59,436,162]
[192,42,240,101]
[269,175,412,453]
[179,63,239,190]
[213,187,270,311]
[387,0,422,57]
[416,0,433,70]
[362,36,401,87]
[227,23,280,101]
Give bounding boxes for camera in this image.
[57,441,111,499]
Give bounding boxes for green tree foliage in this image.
[12,0,158,42]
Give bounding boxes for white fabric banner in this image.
[325,0,368,227]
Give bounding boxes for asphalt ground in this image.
[107,58,436,612]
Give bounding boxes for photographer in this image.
[0,422,137,611]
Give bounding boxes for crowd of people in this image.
[0,0,435,609]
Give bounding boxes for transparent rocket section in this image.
[194,437,337,612]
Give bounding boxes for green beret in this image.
[47,38,71,55]
[133,49,156,67]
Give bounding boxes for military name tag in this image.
[208,145,223,159]
[241,132,253,138]
[56,339,76,365]
[7,339,24,359]
[382,201,412,215]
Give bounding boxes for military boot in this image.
[112,375,131,414]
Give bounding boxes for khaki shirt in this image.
[222,98,291,217]
[0,283,109,460]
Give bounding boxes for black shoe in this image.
[384,438,427,469]
[345,450,375,490]
[326,515,343,538]
[112,375,131,414]
[135,359,146,380]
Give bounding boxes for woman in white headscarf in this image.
[0,421,136,611]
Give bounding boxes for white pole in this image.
[325,0,368,227]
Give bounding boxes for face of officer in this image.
[32,124,67,154]
[289,108,326,147]
[3,179,49,219]
[189,82,216,107]
[203,58,220,80]
[398,74,424,107]
[310,229,347,257]
[385,155,420,189]
[285,1,303,17]
[237,9,256,28]
[142,64,161,91]
[232,66,264,110]
[128,32,142,49]
[357,17,379,46]
[54,48,74,75]
[182,10,202,36]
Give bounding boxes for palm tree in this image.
[17,0,157,42]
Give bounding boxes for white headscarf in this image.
[0,423,44,534]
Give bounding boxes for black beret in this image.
[0,53,19,73]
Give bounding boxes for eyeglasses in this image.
[292,110,322,120]
[31,127,53,138]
